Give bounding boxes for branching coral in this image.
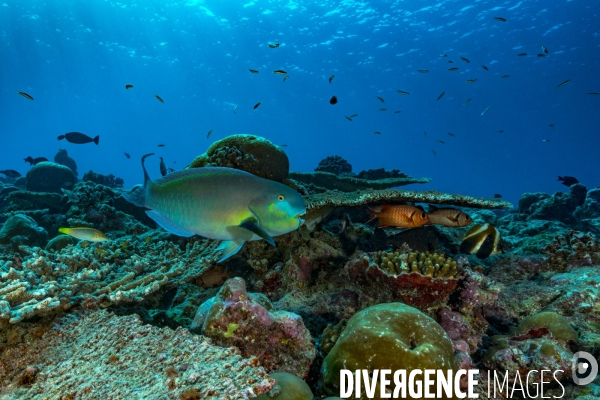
[0,310,273,399]
[314,155,353,175]
[0,236,219,324]
[372,249,459,278]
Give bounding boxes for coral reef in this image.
[541,230,600,271]
[25,162,76,193]
[346,247,460,310]
[0,310,273,399]
[82,170,124,188]
[3,191,63,214]
[0,236,219,324]
[189,134,289,182]
[322,303,456,399]
[288,171,430,193]
[314,155,353,175]
[191,277,316,378]
[0,214,48,246]
[54,148,78,177]
[356,168,406,180]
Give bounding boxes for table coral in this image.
[0,236,219,324]
[0,309,273,399]
[288,171,430,192]
[188,134,289,182]
[191,277,316,378]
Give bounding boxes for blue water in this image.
[1,0,599,206]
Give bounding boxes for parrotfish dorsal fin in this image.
[154,166,256,186]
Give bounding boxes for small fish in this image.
[517,53,527,56]
[448,68,459,72]
[440,54,448,57]
[339,212,351,234]
[233,105,238,114]
[58,227,109,242]
[329,96,338,105]
[463,98,472,105]
[437,140,445,144]
[373,131,382,135]
[329,75,335,84]
[207,130,213,139]
[448,60,454,63]
[481,106,490,115]
[499,130,504,133]
[460,223,502,259]
[366,204,429,228]
[273,70,287,75]
[125,85,134,90]
[144,237,152,243]
[460,56,470,63]
[558,176,579,187]
[96,248,107,256]
[249,69,259,74]
[396,90,410,95]
[427,205,473,227]
[61,188,80,204]
[122,154,306,262]
[254,101,262,109]
[393,110,401,114]
[447,132,455,137]
[537,54,546,58]
[168,167,175,173]
[465,79,478,83]
[58,132,99,145]
[0,169,21,178]
[376,96,385,103]
[493,194,502,199]
[494,17,507,22]
[283,75,289,82]
[345,116,352,121]
[155,94,164,103]
[349,114,359,118]
[24,156,48,165]
[124,152,131,159]
[436,91,446,101]
[587,92,599,96]
[482,65,489,71]
[557,80,571,88]
[417,69,429,73]
[17,91,33,100]
[501,75,510,78]
[268,43,280,48]
[379,108,387,111]
[79,242,89,248]
[120,241,129,249]
[159,157,167,177]
[542,45,549,54]
[157,144,166,147]
[280,144,288,147]
[549,124,555,128]
[424,131,427,137]
[542,139,551,142]
[431,149,437,156]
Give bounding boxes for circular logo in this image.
[572,351,598,385]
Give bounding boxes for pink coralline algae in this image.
[191,277,316,378]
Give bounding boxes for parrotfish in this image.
[123,154,306,262]
[58,227,109,242]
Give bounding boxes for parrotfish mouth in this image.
[296,211,306,226]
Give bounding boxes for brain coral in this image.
[188,134,289,182]
[322,303,456,400]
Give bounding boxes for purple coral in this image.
[191,277,316,378]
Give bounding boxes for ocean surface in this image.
[2,0,599,206]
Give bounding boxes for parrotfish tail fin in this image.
[122,184,146,207]
[93,135,100,145]
[216,240,245,262]
[141,153,155,187]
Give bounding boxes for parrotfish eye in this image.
[278,195,285,201]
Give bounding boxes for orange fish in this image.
[426,205,472,227]
[366,204,429,228]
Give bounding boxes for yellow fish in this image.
[58,227,109,242]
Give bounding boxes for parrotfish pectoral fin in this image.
[216,240,245,262]
[239,217,275,247]
[145,210,195,237]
